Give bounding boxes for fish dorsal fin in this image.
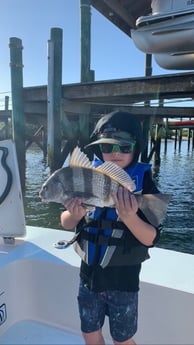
[69,147,136,192]
[69,146,92,169]
[96,161,136,192]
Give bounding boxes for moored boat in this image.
[168,119,194,127]
[131,0,194,69]
[154,51,194,70]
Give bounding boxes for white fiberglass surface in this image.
[0,320,84,345]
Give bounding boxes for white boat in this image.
[131,0,194,69]
[154,51,194,70]
[0,140,194,344]
[1,226,194,344]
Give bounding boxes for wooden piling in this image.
[9,37,25,189]
[178,128,182,151]
[79,0,94,150]
[47,28,63,171]
[141,119,150,162]
[174,129,177,151]
[80,0,95,82]
[164,118,168,154]
[141,53,152,163]
[154,124,162,165]
[188,128,191,151]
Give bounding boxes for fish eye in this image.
[43,185,48,191]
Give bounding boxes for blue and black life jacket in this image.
[73,160,154,268]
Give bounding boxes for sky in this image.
[0,0,193,109]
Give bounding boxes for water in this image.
[151,142,194,254]
[24,141,194,255]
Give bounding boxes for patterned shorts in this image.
[77,280,138,342]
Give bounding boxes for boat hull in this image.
[168,120,194,127]
[131,1,194,69]
[131,13,194,54]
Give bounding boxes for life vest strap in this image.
[86,218,126,231]
[81,230,121,246]
[80,229,141,249]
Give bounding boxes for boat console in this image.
[0,140,26,242]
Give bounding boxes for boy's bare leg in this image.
[82,330,105,345]
[113,337,136,345]
[82,331,136,345]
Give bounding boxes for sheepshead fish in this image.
[39,146,171,227]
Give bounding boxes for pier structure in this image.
[1,0,194,187]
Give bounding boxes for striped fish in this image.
[40,146,136,208]
[39,146,171,226]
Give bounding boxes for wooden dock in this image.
[1,72,193,182]
[1,0,194,187]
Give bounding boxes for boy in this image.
[61,111,161,345]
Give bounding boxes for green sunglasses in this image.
[99,143,136,154]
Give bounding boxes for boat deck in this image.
[0,320,84,344]
[0,226,194,344]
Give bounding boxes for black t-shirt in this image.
[80,261,142,292]
[80,170,160,292]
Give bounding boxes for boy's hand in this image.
[64,197,87,221]
[112,186,138,221]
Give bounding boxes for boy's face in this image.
[102,150,134,169]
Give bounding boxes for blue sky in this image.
[0,0,192,109]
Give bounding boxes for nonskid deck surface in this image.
[0,320,85,345]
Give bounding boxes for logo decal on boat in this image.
[0,303,7,325]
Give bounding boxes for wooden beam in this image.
[24,101,47,115]
[20,101,194,120]
[62,100,91,113]
[23,72,194,104]
[102,0,136,29]
[0,110,12,119]
[122,106,194,118]
[91,0,152,36]
[61,73,194,102]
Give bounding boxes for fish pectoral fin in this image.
[136,193,172,227]
[96,161,136,192]
[82,203,95,211]
[69,146,93,169]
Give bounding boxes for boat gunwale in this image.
[136,8,194,28]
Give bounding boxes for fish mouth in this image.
[40,195,46,202]
[41,198,46,202]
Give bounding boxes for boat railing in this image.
[136,8,194,28]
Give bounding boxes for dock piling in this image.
[47,28,63,171]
